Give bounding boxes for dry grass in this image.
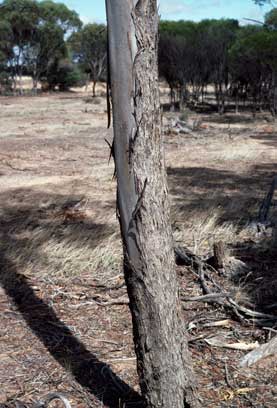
[0,91,276,407]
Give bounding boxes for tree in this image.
[159,21,199,108]
[105,1,199,407]
[26,21,67,91]
[0,0,82,92]
[0,0,40,93]
[197,19,238,114]
[69,23,107,96]
[229,24,277,115]
[25,0,82,91]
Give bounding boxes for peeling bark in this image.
[105,1,199,407]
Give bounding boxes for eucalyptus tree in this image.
[264,10,277,113]
[0,19,12,92]
[0,0,39,92]
[26,0,81,91]
[26,21,67,91]
[159,20,199,108]
[198,19,239,113]
[69,23,107,96]
[229,24,277,114]
[105,1,199,407]
[0,0,81,92]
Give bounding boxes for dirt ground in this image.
[0,87,276,407]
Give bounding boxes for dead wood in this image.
[240,335,277,367]
[213,241,226,271]
[181,293,230,302]
[205,337,259,351]
[175,246,224,304]
[0,393,72,408]
[35,393,72,408]
[176,245,277,322]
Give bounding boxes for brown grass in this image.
[0,90,276,407]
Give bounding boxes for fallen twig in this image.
[227,298,277,320]
[181,293,230,302]
[205,337,259,351]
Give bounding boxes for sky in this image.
[63,0,272,25]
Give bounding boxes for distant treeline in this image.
[1,0,277,117]
[159,15,277,115]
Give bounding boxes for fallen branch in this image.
[227,298,277,320]
[176,245,277,322]
[35,393,72,408]
[71,297,129,308]
[205,336,259,351]
[181,293,229,302]
[240,335,277,368]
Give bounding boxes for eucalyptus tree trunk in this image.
[105,1,199,407]
[272,71,277,116]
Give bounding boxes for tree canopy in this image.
[0,0,82,92]
[158,16,277,115]
[68,23,107,96]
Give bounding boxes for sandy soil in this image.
[0,90,276,407]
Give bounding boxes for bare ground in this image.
[0,90,276,407]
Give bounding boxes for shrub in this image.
[42,60,86,91]
[0,71,12,95]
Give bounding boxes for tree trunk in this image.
[105,1,199,407]
[272,70,277,116]
[235,92,239,114]
[92,80,96,97]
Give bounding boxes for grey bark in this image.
[105,1,199,407]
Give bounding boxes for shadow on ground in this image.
[168,163,277,224]
[251,132,277,148]
[168,163,277,315]
[0,188,144,408]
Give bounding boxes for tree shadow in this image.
[251,132,277,148]
[0,188,144,407]
[202,113,255,124]
[168,164,277,315]
[168,164,277,224]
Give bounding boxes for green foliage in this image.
[0,70,12,94]
[0,0,82,91]
[265,7,277,27]
[68,23,107,94]
[159,17,277,114]
[41,59,85,91]
[38,0,82,33]
[159,19,239,91]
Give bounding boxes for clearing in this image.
[0,89,276,407]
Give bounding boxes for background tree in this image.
[25,0,82,91]
[0,0,39,93]
[158,19,239,113]
[0,0,82,93]
[69,23,107,96]
[0,19,13,93]
[106,1,199,407]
